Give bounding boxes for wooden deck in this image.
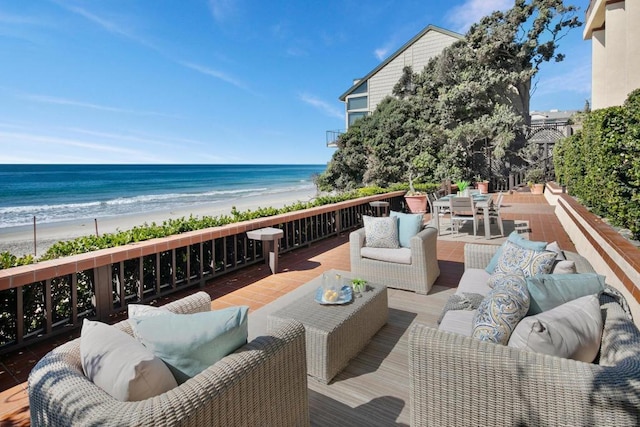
[0,193,576,425]
[307,286,454,426]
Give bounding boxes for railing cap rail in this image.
[0,191,404,290]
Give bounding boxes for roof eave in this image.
[338,24,464,101]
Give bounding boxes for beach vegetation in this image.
[317,0,581,191]
[0,186,394,268]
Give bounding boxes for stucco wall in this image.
[590,0,640,109]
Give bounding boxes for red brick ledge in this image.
[546,182,640,308]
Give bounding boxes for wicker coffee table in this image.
[267,269,388,384]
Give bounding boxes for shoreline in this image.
[0,188,318,257]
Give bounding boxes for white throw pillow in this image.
[545,241,566,260]
[80,319,177,401]
[508,294,603,362]
[551,260,576,274]
[363,215,400,249]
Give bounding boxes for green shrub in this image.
[554,89,640,239]
[1,186,397,269]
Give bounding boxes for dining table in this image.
[432,193,494,239]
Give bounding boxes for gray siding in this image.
[368,31,458,111]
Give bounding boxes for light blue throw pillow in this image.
[526,273,606,315]
[390,211,423,248]
[485,232,548,273]
[472,273,530,345]
[130,306,249,384]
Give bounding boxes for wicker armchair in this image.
[349,225,440,294]
[28,292,310,427]
[409,244,640,426]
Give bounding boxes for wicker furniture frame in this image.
[28,292,310,427]
[350,225,440,295]
[267,270,388,384]
[409,244,640,426]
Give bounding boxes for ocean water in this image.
[0,164,325,228]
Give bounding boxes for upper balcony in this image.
[326,129,343,148]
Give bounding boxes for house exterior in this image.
[584,0,640,109]
[338,25,463,130]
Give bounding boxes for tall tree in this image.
[319,0,581,191]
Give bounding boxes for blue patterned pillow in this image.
[363,215,400,249]
[472,274,530,345]
[487,241,557,288]
[485,232,548,273]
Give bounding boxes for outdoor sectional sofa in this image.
[28,292,310,426]
[409,243,640,426]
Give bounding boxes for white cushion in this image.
[80,319,177,401]
[508,295,603,362]
[545,241,566,260]
[456,268,492,296]
[130,306,249,384]
[360,246,411,264]
[551,260,576,274]
[363,215,400,249]
[439,310,476,336]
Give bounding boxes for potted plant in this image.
[404,171,428,213]
[474,175,489,194]
[455,180,471,197]
[403,153,434,213]
[525,168,545,194]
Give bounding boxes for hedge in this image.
[554,89,640,239]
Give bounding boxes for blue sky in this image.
[0,0,591,165]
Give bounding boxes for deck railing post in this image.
[94,265,113,322]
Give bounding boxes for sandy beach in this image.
[0,188,318,257]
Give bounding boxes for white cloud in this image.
[374,47,390,61]
[0,131,147,156]
[208,0,238,23]
[21,94,174,117]
[178,61,249,91]
[534,62,591,97]
[299,93,343,120]
[445,0,512,33]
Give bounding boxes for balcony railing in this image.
[326,130,344,148]
[0,192,405,354]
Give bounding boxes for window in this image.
[352,81,368,95]
[347,96,367,110]
[348,112,368,125]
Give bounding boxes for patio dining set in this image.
[429,190,504,239]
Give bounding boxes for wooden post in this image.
[33,216,37,257]
[95,219,99,237]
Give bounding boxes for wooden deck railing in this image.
[0,192,406,354]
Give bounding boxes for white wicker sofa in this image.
[350,224,440,294]
[28,292,310,426]
[409,243,640,426]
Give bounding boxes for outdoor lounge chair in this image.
[350,223,440,294]
[28,292,310,426]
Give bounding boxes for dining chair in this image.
[487,192,505,236]
[449,196,477,236]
